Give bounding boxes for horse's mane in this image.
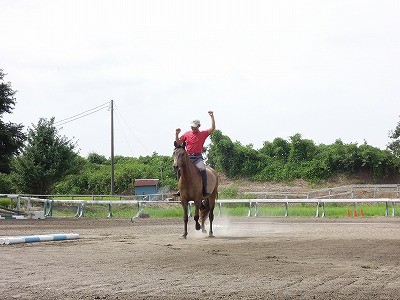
[174,141,186,149]
[173,141,198,172]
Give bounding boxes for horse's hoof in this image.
[208,233,215,238]
[195,223,201,231]
[182,233,187,239]
[202,229,207,234]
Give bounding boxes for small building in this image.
[133,179,159,200]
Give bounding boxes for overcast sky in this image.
[1,0,399,158]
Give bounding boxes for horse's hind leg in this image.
[208,201,215,238]
[200,200,209,234]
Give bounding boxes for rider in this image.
[174,111,216,197]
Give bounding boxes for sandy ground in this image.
[2,216,400,300]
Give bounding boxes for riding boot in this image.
[173,170,181,197]
[200,170,209,197]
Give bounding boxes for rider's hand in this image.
[176,128,181,134]
[208,111,214,117]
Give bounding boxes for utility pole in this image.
[110,100,115,195]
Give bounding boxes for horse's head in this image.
[173,141,187,172]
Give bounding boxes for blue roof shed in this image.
[134,179,159,199]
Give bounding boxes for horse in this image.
[173,142,218,238]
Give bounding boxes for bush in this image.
[0,173,15,193]
[209,131,400,182]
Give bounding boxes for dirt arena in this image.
[2,216,400,300]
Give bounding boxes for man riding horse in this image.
[174,111,215,197]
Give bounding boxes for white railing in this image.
[243,184,400,199]
[2,193,400,220]
[227,198,400,218]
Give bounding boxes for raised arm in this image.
[175,128,182,145]
[207,111,216,134]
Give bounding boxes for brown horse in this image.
[173,142,218,238]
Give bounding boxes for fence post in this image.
[385,201,389,217]
[285,196,289,217]
[16,196,21,212]
[392,201,395,217]
[254,202,259,217]
[75,203,80,217]
[45,200,53,217]
[131,201,143,221]
[80,203,85,217]
[217,202,222,217]
[76,203,84,218]
[26,197,31,210]
[188,202,192,217]
[108,203,113,218]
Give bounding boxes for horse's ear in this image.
[174,141,186,149]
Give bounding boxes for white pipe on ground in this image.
[0,233,79,245]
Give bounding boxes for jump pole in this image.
[0,233,79,245]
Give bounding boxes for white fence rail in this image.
[2,192,400,220]
[243,184,400,199]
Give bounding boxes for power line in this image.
[114,103,151,153]
[55,106,107,126]
[54,101,152,156]
[55,101,110,127]
[114,111,135,155]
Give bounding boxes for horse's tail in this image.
[200,199,210,223]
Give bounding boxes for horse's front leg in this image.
[194,201,201,231]
[182,202,189,238]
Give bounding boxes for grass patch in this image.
[0,197,11,207]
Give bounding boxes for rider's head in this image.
[190,120,200,132]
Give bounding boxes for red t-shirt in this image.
[180,130,210,154]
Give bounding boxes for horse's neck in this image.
[180,156,199,181]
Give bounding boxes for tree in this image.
[288,133,317,163]
[12,118,79,194]
[260,137,290,161]
[87,152,108,165]
[0,69,26,173]
[388,117,400,157]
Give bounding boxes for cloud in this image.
[1,0,399,157]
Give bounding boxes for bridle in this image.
[174,141,186,150]
[173,141,187,172]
